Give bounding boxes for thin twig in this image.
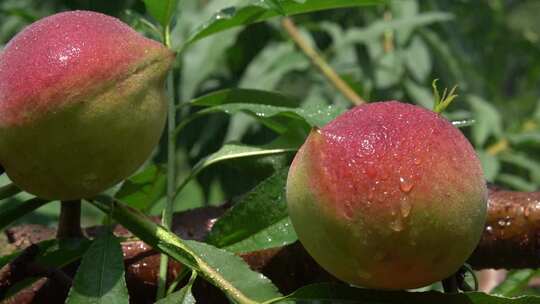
[158,26,177,299]
[281,17,366,106]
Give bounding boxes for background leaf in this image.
[115,165,166,212]
[184,0,386,46]
[142,0,178,28]
[0,198,50,230]
[66,230,129,304]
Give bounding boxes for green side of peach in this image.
[0,52,172,200]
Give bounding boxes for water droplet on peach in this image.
[399,176,414,193]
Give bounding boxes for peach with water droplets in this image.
[0,11,174,200]
[286,101,487,289]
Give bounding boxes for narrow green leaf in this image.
[496,174,537,192]
[467,95,503,147]
[342,12,453,46]
[66,231,129,304]
[207,168,297,253]
[508,132,540,146]
[477,150,500,182]
[182,89,344,136]
[0,183,21,200]
[143,0,178,28]
[175,132,301,198]
[186,240,280,302]
[499,152,540,184]
[90,198,282,304]
[493,270,540,297]
[115,165,166,212]
[190,88,297,108]
[0,198,50,230]
[156,271,197,304]
[195,101,345,133]
[184,0,385,46]
[270,283,540,304]
[263,0,286,15]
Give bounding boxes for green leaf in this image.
[115,165,166,212]
[238,42,310,91]
[0,198,50,230]
[66,231,129,304]
[186,240,280,301]
[508,132,540,146]
[405,37,432,82]
[467,95,502,147]
[477,150,500,182]
[496,174,537,192]
[2,238,91,298]
[206,168,297,253]
[493,269,540,297]
[403,78,434,109]
[271,283,540,303]
[0,183,21,200]
[342,12,454,46]
[143,0,178,28]
[191,88,298,108]
[196,99,346,131]
[175,132,301,198]
[184,89,345,136]
[263,0,286,15]
[499,152,540,184]
[184,0,385,46]
[156,271,197,304]
[90,198,282,303]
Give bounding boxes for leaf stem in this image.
[281,17,365,106]
[56,200,83,239]
[157,24,176,300]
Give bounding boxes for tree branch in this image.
[3,186,540,303]
[281,17,366,105]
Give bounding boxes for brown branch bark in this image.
[468,187,540,269]
[281,17,366,105]
[2,186,540,303]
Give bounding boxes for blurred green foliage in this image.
[1,0,539,224]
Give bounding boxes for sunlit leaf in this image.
[184,0,385,46]
[207,168,297,253]
[142,0,178,28]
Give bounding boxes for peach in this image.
[0,11,174,200]
[286,101,487,289]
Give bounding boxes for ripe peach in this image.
[286,101,487,289]
[0,11,174,200]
